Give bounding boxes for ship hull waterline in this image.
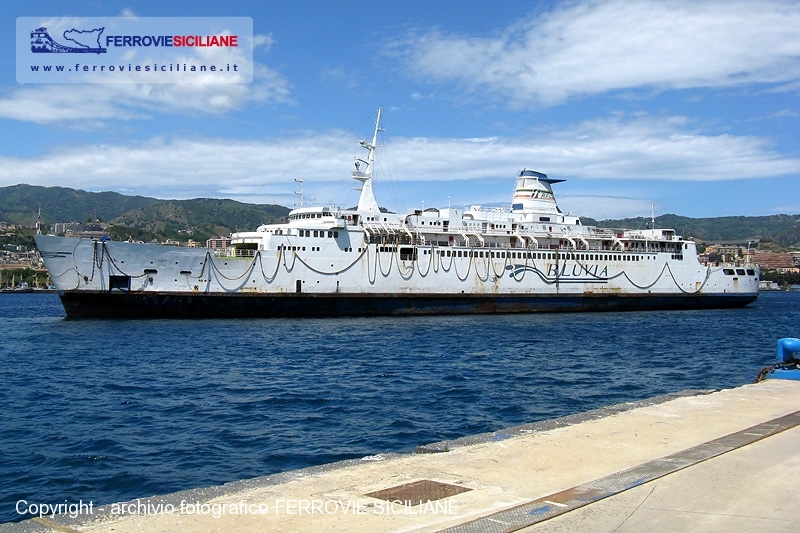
[56,290,758,319]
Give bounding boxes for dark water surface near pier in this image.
[1,291,796,522]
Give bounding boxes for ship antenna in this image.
[651,203,656,229]
[294,178,304,207]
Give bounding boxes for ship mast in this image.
[294,178,305,207]
[352,107,382,212]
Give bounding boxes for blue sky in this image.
[2,0,800,220]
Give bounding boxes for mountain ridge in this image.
[0,184,289,243]
[2,184,799,246]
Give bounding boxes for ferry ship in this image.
[34,109,759,318]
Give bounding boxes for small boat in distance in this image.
[34,108,759,318]
[0,272,35,293]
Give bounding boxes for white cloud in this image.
[383,115,800,184]
[1,114,798,213]
[392,0,800,106]
[0,62,292,123]
[252,33,275,51]
[559,195,656,220]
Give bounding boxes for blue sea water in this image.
[0,291,797,523]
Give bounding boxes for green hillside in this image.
[3,184,800,247]
[111,198,289,241]
[0,184,155,224]
[0,184,289,243]
[581,214,800,247]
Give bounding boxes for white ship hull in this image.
[34,233,758,318]
[34,109,759,318]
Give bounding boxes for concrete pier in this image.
[4,379,799,532]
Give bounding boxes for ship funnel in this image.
[510,169,565,214]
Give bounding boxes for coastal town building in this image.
[750,251,798,272]
[206,235,232,250]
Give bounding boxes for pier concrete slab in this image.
[3,379,799,533]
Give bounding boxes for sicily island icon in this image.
[31,27,106,54]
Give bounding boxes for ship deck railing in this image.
[217,248,257,258]
[362,221,415,238]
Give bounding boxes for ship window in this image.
[400,247,417,261]
[747,269,755,275]
[736,269,746,275]
[539,217,551,222]
[723,268,735,275]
